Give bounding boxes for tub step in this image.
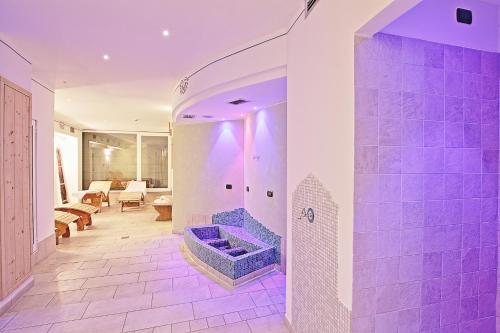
[224,247,248,257]
[206,238,229,248]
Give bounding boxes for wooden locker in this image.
[0,77,32,299]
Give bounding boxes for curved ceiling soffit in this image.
[171,8,305,123]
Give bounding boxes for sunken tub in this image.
[184,223,278,286]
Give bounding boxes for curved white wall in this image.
[244,103,287,267]
[172,120,245,233]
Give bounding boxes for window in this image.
[83,132,137,190]
[82,132,170,190]
[141,136,169,188]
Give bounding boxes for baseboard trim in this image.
[32,233,56,265]
[284,315,294,333]
[0,276,34,315]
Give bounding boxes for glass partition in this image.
[82,132,137,190]
[141,136,169,188]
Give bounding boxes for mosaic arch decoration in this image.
[292,174,351,333]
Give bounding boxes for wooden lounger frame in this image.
[88,181,112,207]
[55,203,98,231]
[119,193,145,212]
[54,211,79,244]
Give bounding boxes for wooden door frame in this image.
[0,76,33,298]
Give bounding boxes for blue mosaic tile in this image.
[212,208,282,264]
[184,223,277,280]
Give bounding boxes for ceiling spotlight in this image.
[162,30,170,37]
[253,106,259,111]
[102,54,110,61]
[222,118,226,121]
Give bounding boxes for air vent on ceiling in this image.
[202,115,214,119]
[306,0,320,16]
[182,114,196,119]
[228,99,250,105]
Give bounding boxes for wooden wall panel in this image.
[0,78,32,298]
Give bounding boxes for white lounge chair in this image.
[88,181,113,207]
[118,181,147,212]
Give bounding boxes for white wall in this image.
[383,0,499,52]
[244,103,287,266]
[0,41,31,89]
[172,120,244,233]
[31,81,55,244]
[285,0,404,322]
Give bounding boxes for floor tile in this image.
[152,286,211,307]
[122,303,194,331]
[48,289,87,306]
[239,308,257,320]
[144,279,173,293]
[192,294,255,319]
[48,313,126,333]
[55,267,110,281]
[102,250,146,260]
[156,260,188,270]
[83,293,152,318]
[2,324,52,332]
[172,276,198,289]
[139,267,189,282]
[114,282,146,298]
[82,273,139,289]
[25,279,86,296]
[11,293,55,311]
[247,314,289,333]
[170,321,189,333]
[206,315,225,328]
[152,324,172,333]
[193,322,251,333]
[249,290,273,306]
[108,262,157,276]
[82,286,117,302]
[222,312,241,324]
[79,260,108,269]
[0,313,16,330]
[189,318,208,331]
[4,302,88,330]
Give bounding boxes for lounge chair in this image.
[55,203,98,231]
[83,181,113,209]
[118,181,147,212]
[54,210,80,244]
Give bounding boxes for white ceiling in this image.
[176,77,287,124]
[0,0,302,132]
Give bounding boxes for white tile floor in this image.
[0,205,288,333]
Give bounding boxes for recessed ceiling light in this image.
[162,30,170,37]
[222,118,226,121]
[253,106,259,111]
[103,54,110,61]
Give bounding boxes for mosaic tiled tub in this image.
[184,219,279,286]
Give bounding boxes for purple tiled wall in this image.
[353,34,499,333]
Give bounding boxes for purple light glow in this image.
[354,33,499,332]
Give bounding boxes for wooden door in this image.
[0,77,32,298]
